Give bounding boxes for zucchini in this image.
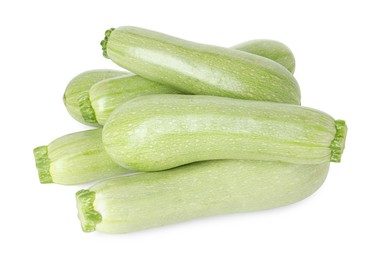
[78,75,183,125]
[101,26,301,104]
[102,94,347,172]
[63,69,128,126]
[76,160,330,233]
[79,39,296,125]
[233,39,296,73]
[33,129,133,185]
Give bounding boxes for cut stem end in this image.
[76,189,102,232]
[100,28,115,59]
[330,120,348,163]
[33,146,53,184]
[78,92,98,124]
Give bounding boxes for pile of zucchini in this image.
[34,26,347,234]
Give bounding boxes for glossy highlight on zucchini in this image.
[33,129,133,185]
[102,94,347,172]
[79,39,296,125]
[101,26,301,104]
[76,160,330,233]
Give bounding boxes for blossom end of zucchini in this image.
[78,92,98,124]
[101,28,115,59]
[330,120,348,163]
[76,189,102,232]
[33,146,53,184]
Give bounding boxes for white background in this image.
[1,0,374,259]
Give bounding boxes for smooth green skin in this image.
[76,160,330,233]
[233,39,296,73]
[63,69,128,126]
[103,94,346,172]
[80,39,296,126]
[33,129,133,185]
[85,75,183,125]
[104,26,301,104]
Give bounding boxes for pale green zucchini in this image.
[80,39,296,125]
[63,69,128,126]
[102,94,347,172]
[76,160,330,233]
[233,39,296,73]
[101,26,301,104]
[78,75,183,125]
[33,129,133,185]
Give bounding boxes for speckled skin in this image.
[105,26,301,104]
[77,160,329,233]
[102,94,343,172]
[81,39,297,125]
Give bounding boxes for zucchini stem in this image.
[78,92,98,124]
[33,146,53,184]
[76,189,102,232]
[100,28,115,59]
[330,120,348,162]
